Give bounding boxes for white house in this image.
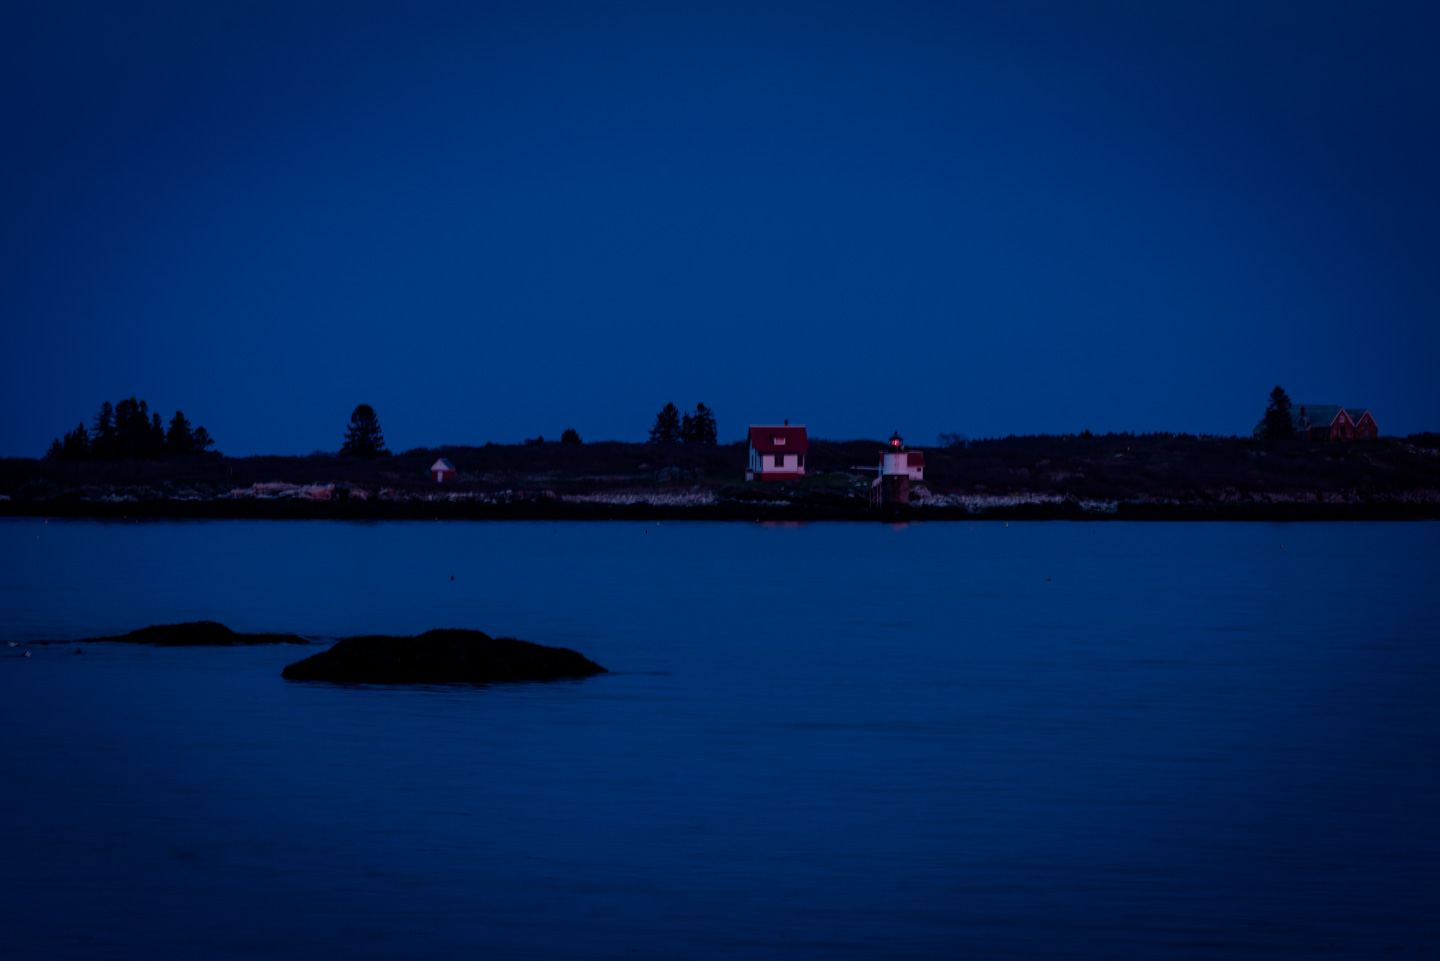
[746,424,808,481]
[430,458,456,482]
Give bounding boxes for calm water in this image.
[1,518,1436,959]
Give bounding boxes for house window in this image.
[773,454,787,470]
[797,455,804,469]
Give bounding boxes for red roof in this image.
[748,425,808,454]
[907,451,925,466]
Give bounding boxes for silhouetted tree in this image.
[683,403,717,445]
[68,423,90,458]
[1260,386,1295,441]
[150,412,166,457]
[111,398,156,458]
[192,426,214,453]
[341,404,389,457]
[92,401,115,459]
[649,403,682,444]
[560,428,582,444]
[167,411,193,454]
[46,422,91,460]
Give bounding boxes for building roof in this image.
[1290,405,1349,430]
[907,451,925,466]
[1345,408,1373,424]
[430,458,455,472]
[748,425,808,454]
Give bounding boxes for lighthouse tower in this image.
[870,431,924,517]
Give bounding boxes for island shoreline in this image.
[4,500,1437,522]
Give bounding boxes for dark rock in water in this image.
[83,621,308,646]
[281,629,607,684]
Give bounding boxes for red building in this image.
[430,457,456,482]
[1348,408,1379,440]
[746,424,808,481]
[1290,406,1378,442]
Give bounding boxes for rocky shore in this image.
[4,434,1438,521]
[3,486,1437,520]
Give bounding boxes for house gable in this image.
[747,426,809,455]
[746,425,809,481]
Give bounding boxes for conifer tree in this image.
[341,404,389,457]
[1260,386,1295,441]
[192,426,214,453]
[48,422,90,460]
[648,403,681,444]
[111,398,151,458]
[64,423,89,459]
[149,412,166,458]
[167,411,193,454]
[114,399,136,456]
[92,401,115,459]
[560,428,582,444]
[689,403,717,445]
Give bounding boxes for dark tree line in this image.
[649,402,717,445]
[46,399,215,461]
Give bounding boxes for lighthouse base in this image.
[872,474,910,519]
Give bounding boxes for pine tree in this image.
[149,412,166,458]
[341,404,389,457]
[92,401,115,459]
[1260,386,1295,441]
[192,426,214,453]
[167,411,194,454]
[680,411,695,442]
[113,399,136,456]
[67,423,89,459]
[111,398,151,458]
[648,403,681,444]
[560,428,582,444]
[51,422,90,460]
[690,403,717,445]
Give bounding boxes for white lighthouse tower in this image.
[869,431,924,515]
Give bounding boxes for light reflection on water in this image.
[1,519,1437,959]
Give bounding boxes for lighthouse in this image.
[869,431,925,518]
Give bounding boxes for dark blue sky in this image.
[4,1,1438,456]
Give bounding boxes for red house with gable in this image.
[1289,405,1379,442]
[747,424,808,481]
[1347,408,1379,440]
[430,458,456,482]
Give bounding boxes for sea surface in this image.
[1,518,1436,959]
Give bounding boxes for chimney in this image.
[784,419,788,426]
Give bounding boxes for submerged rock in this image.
[281,629,607,684]
[83,621,308,646]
